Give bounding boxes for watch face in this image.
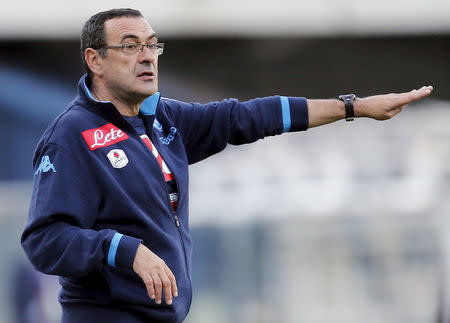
[339,94,355,100]
[339,94,355,101]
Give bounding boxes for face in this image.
[98,17,160,102]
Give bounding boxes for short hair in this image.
[80,8,143,77]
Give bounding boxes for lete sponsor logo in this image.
[81,123,129,151]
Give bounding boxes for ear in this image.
[84,48,103,76]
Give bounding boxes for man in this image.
[21,8,433,323]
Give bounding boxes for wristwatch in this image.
[338,94,356,121]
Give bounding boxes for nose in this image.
[138,45,157,64]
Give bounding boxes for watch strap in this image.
[338,94,356,122]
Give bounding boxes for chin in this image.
[127,81,157,99]
[141,84,158,96]
[145,89,158,97]
[132,89,157,100]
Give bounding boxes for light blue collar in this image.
[81,74,110,103]
[140,92,161,116]
[82,74,160,115]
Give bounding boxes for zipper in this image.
[124,120,179,227]
[151,131,192,278]
[126,119,191,279]
[148,131,181,227]
[116,110,193,296]
[127,127,178,227]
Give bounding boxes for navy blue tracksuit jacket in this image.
[21,75,309,322]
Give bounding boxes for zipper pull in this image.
[174,215,180,227]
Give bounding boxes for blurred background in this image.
[1,0,449,322]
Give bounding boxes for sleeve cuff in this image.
[107,232,142,269]
[279,96,309,132]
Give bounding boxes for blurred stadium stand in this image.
[1,1,449,322]
[1,0,449,37]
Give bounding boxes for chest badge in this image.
[153,118,163,131]
[107,149,129,168]
[160,127,177,145]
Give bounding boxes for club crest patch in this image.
[160,127,177,145]
[107,149,129,168]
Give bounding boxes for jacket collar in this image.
[78,74,161,116]
[75,74,161,132]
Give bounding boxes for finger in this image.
[151,273,163,304]
[414,86,433,97]
[411,85,433,94]
[165,266,178,298]
[424,85,433,93]
[142,273,155,300]
[159,272,173,305]
[396,86,433,106]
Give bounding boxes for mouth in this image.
[137,71,156,80]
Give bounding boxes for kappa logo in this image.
[35,155,56,175]
[160,127,177,145]
[107,149,129,168]
[81,123,129,151]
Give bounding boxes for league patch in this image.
[81,123,129,151]
[153,118,163,131]
[107,149,129,168]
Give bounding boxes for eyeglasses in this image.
[101,43,165,56]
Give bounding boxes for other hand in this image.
[133,244,178,305]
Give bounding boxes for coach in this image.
[21,8,433,323]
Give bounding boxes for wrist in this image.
[353,97,367,118]
[132,243,145,273]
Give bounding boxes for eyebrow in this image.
[120,33,158,42]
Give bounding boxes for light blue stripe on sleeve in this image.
[280,96,291,132]
[107,232,124,267]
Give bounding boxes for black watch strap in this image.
[338,94,356,121]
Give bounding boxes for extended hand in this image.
[355,85,433,120]
[133,244,178,305]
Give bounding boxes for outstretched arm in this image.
[307,85,433,128]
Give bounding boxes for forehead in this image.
[104,16,156,42]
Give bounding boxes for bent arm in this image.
[21,142,141,277]
[22,220,141,277]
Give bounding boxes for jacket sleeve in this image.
[21,142,142,277]
[167,95,309,164]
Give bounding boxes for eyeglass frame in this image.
[98,42,165,56]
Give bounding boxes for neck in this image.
[91,81,141,117]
